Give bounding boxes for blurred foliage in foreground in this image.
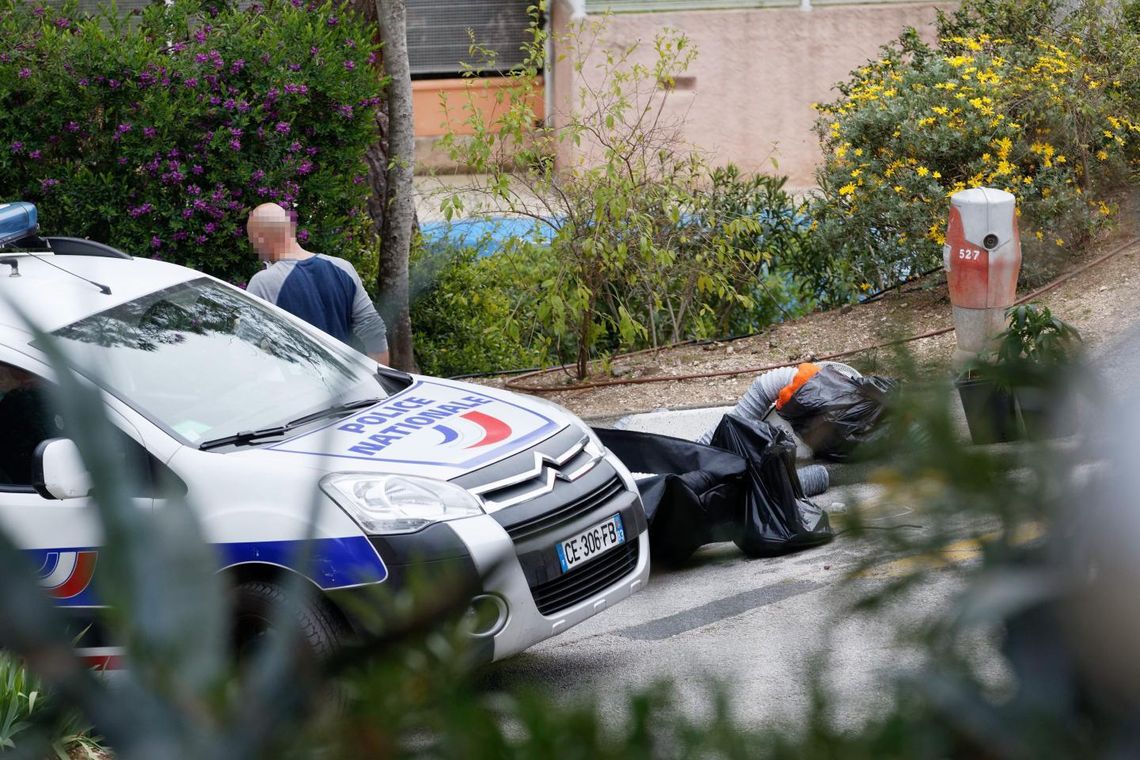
[1,319,1137,758]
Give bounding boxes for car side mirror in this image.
[33,438,92,500]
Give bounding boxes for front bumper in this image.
[449,506,650,662]
[454,446,651,662]
[343,454,650,662]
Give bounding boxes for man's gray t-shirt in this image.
[246,254,388,356]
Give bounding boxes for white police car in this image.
[0,202,649,666]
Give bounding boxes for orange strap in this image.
[775,363,821,410]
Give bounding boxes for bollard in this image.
[943,187,1021,367]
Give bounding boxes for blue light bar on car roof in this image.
[0,202,38,247]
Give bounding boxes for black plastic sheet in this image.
[708,414,833,558]
[777,365,897,461]
[595,415,833,565]
[593,428,745,566]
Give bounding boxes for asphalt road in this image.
[482,333,1139,730]
[480,405,976,729]
[482,522,969,729]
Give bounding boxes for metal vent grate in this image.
[531,541,639,616]
[407,0,532,77]
[504,476,624,544]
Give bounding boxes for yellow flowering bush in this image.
[803,0,1139,302]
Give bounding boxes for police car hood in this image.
[245,376,578,481]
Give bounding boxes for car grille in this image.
[504,475,624,543]
[473,434,598,511]
[531,540,640,616]
[451,424,644,617]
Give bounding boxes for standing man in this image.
[246,203,389,365]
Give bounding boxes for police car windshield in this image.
[50,278,383,445]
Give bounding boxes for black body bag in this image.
[595,415,832,564]
[707,414,833,557]
[593,428,745,566]
[778,365,897,461]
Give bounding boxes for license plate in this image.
[556,513,625,573]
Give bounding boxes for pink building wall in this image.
[549,2,956,190]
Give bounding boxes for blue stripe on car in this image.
[31,535,389,607]
[219,535,388,589]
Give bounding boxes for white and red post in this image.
[943,187,1022,366]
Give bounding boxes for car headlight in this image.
[321,473,484,535]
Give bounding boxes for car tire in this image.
[231,579,345,663]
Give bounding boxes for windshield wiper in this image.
[198,398,383,452]
[199,426,290,451]
[283,397,384,428]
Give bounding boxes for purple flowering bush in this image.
[0,0,383,283]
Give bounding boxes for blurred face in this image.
[247,208,294,262]
[247,220,273,262]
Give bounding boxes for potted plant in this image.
[956,303,1083,444]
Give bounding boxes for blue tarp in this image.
[420,210,809,259]
[419,216,554,257]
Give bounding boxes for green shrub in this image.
[409,231,552,377]
[411,164,813,379]
[444,14,814,378]
[0,0,383,285]
[0,653,38,750]
[995,302,1082,366]
[806,0,1139,302]
[679,166,816,339]
[0,654,98,757]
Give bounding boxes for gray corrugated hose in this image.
[796,464,830,497]
[696,366,797,445]
[695,362,862,498]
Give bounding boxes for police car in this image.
[0,202,649,666]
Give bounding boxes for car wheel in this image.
[231,579,345,663]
